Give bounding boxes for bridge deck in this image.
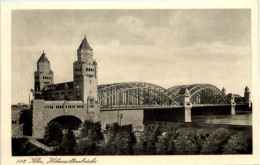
[100,104,247,111]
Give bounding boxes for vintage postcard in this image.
[1,1,259,165]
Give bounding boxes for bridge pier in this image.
[184,106,192,122]
[230,94,236,115]
[183,88,192,122]
[231,103,236,115]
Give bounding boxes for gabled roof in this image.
[37,50,50,63]
[78,36,92,50]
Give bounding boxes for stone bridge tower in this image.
[244,86,251,107]
[183,88,192,122]
[73,35,99,118]
[34,51,54,91]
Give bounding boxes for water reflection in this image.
[192,111,252,126]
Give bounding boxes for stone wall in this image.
[12,124,24,137]
[32,99,100,139]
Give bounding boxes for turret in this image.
[244,86,251,107]
[183,88,191,104]
[183,88,192,122]
[34,51,54,91]
[221,88,226,96]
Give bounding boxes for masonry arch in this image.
[48,115,83,130]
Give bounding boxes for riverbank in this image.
[144,121,252,133]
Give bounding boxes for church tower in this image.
[34,51,54,91]
[73,36,98,111]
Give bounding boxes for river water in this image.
[192,111,252,126]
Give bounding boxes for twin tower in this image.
[34,36,98,105]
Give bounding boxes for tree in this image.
[155,129,177,155]
[102,124,136,155]
[194,128,211,151]
[174,128,200,154]
[77,121,103,140]
[74,121,104,155]
[141,124,161,155]
[223,131,252,154]
[44,122,63,146]
[57,129,76,155]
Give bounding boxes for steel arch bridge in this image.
[168,84,228,105]
[97,82,230,110]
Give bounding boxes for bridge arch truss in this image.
[97,82,180,108]
[168,84,228,105]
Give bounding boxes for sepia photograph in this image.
[1,1,259,165]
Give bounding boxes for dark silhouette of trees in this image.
[12,122,252,156]
[44,122,63,146]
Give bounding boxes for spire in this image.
[184,88,190,97]
[37,50,50,63]
[222,88,226,96]
[78,35,92,50]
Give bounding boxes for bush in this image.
[44,122,63,146]
[223,131,252,154]
[201,128,231,154]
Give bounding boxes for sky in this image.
[11,9,251,104]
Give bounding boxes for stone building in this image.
[32,36,102,138]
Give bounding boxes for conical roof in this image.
[78,35,92,50]
[37,50,50,63]
[184,88,190,95]
[183,88,190,97]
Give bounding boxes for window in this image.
[89,99,94,108]
[90,80,91,83]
